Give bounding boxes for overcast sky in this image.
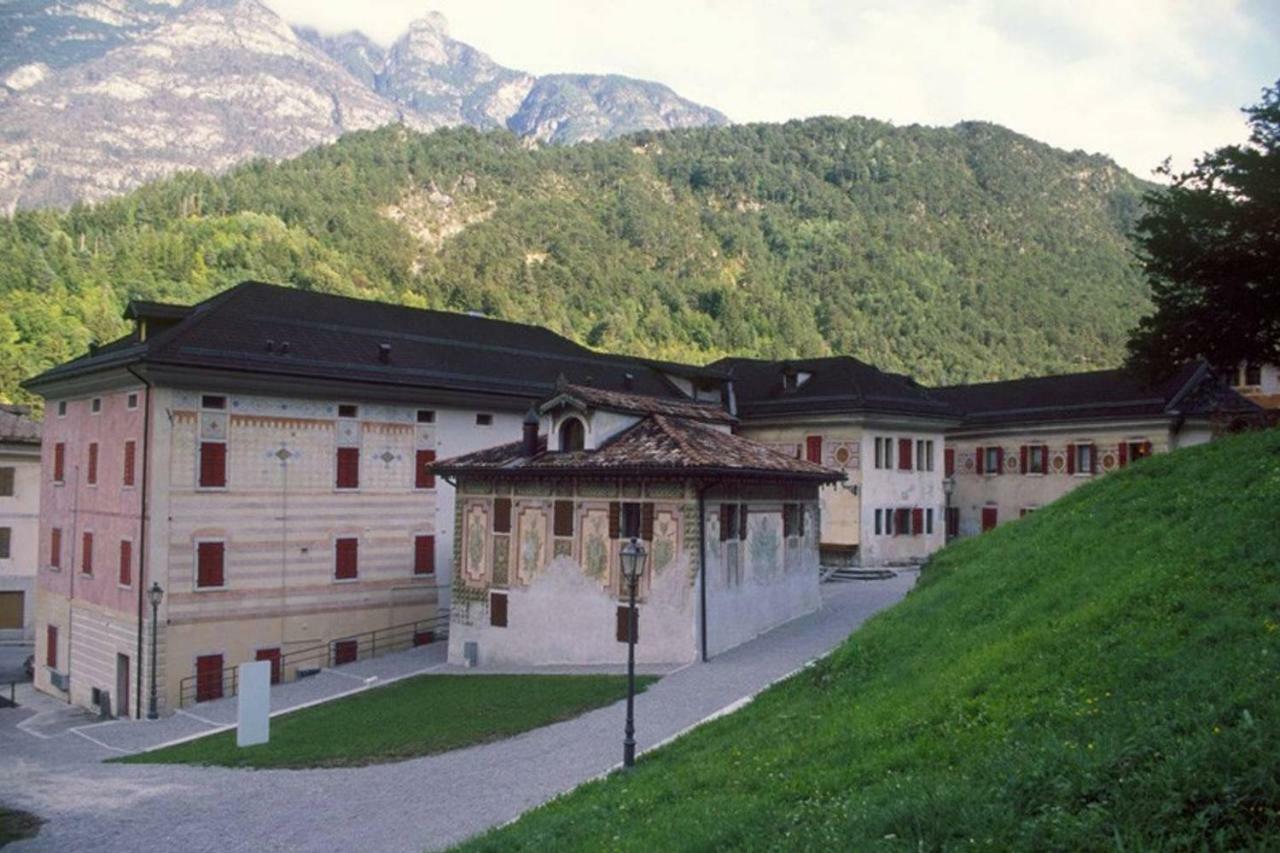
[264,0,1278,177]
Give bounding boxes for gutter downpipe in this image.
[697,481,710,662]
[126,365,152,719]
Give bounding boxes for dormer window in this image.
[781,369,812,392]
[558,417,586,452]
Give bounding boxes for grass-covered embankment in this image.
[117,674,656,770]
[462,428,1280,850]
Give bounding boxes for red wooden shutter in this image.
[333,640,359,666]
[944,448,955,477]
[898,438,912,470]
[554,501,574,537]
[911,507,924,536]
[46,625,57,668]
[197,541,225,588]
[616,605,639,643]
[994,447,1004,475]
[119,539,132,586]
[414,534,435,575]
[493,498,512,534]
[195,654,224,702]
[87,443,98,484]
[489,592,508,627]
[975,446,985,474]
[255,648,282,684]
[335,538,358,579]
[199,442,226,487]
[805,435,823,464]
[335,447,359,489]
[641,503,655,540]
[53,442,65,482]
[50,528,61,568]
[1066,444,1075,474]
[1090,443,1098,475]
[981,506,998,531]
[415,449,435,489]
[123,440,136,486]
[81,532,93,574]
[1020,445,1028,474]
[1117,442,1128,468]
[609,502,621,539]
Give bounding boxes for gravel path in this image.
[0,574,914,852]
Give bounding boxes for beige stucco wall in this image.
[0,441,40,638]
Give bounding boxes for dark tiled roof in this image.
[25,282,717,404]
[713,355,955,420]
[543,383,735,424]
[434,414,844,483]
[0,404,41,444]
[934,361,1261,427]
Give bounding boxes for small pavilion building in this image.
[432,383,844,667]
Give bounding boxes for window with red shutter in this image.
[46,625,58,669]
[335,537,358,580]
[805,436,823,464]
[1089,443,1098,475]
[415,449,435,489]
[1066,443,1076,474]
[1118,441,1128,468]
[895,508,910,535]
[994,447,1004,475]
[1020,445,1028,474]
[196,654,224,701]
[975,445,985,475]
[945,448,955,477]
[489,592,508,627]
[335,447,359,489]
[199,441,226,488]
[81,532,93,575]
[196,541,225,588]
[50,528,62,568]
[981,506,998,531]
[554,500,574,537]
[640,503,655,540]
[119,539,132,586]
[414,534,434,575]
[123,440,136,487]
[87,442,98,485]
[911,507,924,536]
[494,498,512,534]
[332,640,359,666]
[616,605,639,643]
[898,438,913,470]
[53,442,65,482]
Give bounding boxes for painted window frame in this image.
[193,538,227,591]
[333,536,359,582]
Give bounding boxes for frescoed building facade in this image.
[0,405,41,640]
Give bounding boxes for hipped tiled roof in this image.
[433,414,844,483]
[544,383,735,424]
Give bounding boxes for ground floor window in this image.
[195,653,224,702]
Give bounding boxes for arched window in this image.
[558,417,586,452]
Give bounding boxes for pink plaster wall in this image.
[38,388,146,615]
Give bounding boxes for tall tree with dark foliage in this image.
[1128,82,1280,378]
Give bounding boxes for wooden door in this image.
[115,654,130,718]
[0,591,22,629]
[981,506,998,532]
[255,648,282,684]
[195,654,224,702]
[332,639,359,666]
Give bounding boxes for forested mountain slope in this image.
[0,117,1152,405]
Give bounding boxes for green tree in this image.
[1127,81,1280,377]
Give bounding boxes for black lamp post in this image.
[942,476,956,541]
[619,537,647,768]
[146,582,163,720]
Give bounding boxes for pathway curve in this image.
[0,574,915,852]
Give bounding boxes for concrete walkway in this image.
[0,573,915,852]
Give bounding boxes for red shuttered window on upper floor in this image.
[335,537,358,580]
[46,625,57,669]
[123,440,136,487]
[53,442,65,483]
[414,534,435,575]
[898,438,913,471]
[81,531,93,575]
[196,541,225,588]
[86,442,98,485]
[415,449,435,489]
[944,447,956,477]
[805,436,823,464]
[119,539,132,587]
[50,527,62,568]
[335,447,359,490]
[199,441,226,488]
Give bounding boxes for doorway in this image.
[981,506,998,532]
[115,654,130,718]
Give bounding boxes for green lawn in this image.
[117,674,656,769]
[460,428,1280,851]
[0,807,43,847]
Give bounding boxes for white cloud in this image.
[264,0,1275,176]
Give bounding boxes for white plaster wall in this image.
[702,501,821,657]
[0,444,41,637]
[859,430,945,566]
[448,550,697,666]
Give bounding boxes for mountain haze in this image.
[0,117,1151,405]
[0,0,727,211]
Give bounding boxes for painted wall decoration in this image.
[1003,450,1019,473]
[492,535,510,586]
[829,441,860,470]
[516,504,548,585]
[748,512,782,580]
[960,451,976,473]
[1050,449,1068,473]
[651,510,679,574]
[462,501,489,587]
[581,507,611,581]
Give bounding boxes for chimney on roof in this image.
[87,341,99,356]
[378,343,392,364]
[265,339,275,353]
[279,341,290,355]
[623,372,634,390]
[521,408,539,457]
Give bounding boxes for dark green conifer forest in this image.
[0,116,1153,405]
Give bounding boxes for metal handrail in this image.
[178,610,450,707]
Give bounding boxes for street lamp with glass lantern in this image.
[146,582,164,720]
[619,537,647,768]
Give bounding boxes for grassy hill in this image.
[0,117,1152,406]
[460,428,1280,851]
